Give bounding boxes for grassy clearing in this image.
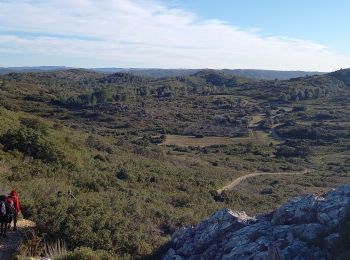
[161,132,277,147]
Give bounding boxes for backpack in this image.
[0,201,6,217]
[7,199,15,212]
[6,199,15,216]
[0,200,14,222]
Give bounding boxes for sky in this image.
[0,0,349,71]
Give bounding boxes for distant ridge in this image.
[93,68,325,80]
[0,66,325,80]
[0,66,68,74]
[222,69,325,80]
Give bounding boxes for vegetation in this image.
[1,68,350,258]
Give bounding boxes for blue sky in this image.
[0,0,349,71]
[165,0,349,55]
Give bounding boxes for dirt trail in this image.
[217,169,310,194]
[0,219,36,259]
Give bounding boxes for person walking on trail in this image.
[6,189,21,231]
[0,195,13,237]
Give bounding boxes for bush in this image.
[20,117,48,134]
[275,144,312,158]
[116,168,129,180]
[0,127,64,163]
[292,106,307,112]
[64,247,114,260]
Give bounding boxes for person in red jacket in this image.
[6,189,21,231]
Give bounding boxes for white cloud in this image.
[0,0,349,70]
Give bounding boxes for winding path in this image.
[217,169,310,194]
[0,219,36,259]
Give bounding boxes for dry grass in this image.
[44,239,68,259]
[249,114,264,127]
[0,160,11,174]
[161,132,276,147]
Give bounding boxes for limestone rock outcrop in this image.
[163,185,350,259]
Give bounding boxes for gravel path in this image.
[217,169,310,194]
[0,219,36,259]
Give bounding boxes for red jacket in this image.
[6,196,20,213]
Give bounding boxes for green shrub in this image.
[0,127,64,163]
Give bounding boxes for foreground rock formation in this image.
[163,185,350,259]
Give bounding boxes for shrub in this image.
[86,136,113,154]
[94,154,107,162]
[0,127,64,163]
[16,231,45,259]
[64,247,114,260]
[275,144,312,158]
[116,168,129,180]
[20,117,48,134]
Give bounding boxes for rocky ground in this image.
[163,185,350,259]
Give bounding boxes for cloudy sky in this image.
[0,0,349,71]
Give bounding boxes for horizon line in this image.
[0,66,330,73]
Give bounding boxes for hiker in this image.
[6,189,21,231]
[0,195,13,237]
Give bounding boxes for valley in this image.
[0,69,350,258]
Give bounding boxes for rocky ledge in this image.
[163,185,350,259]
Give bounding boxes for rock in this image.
[271,194,319,225]
[163,248,184,260]
[163,185,350,259]
[300,223,326,242]
[316,186,350,230]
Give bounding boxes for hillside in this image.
[0,68,350,258]
[329,68,350,86]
